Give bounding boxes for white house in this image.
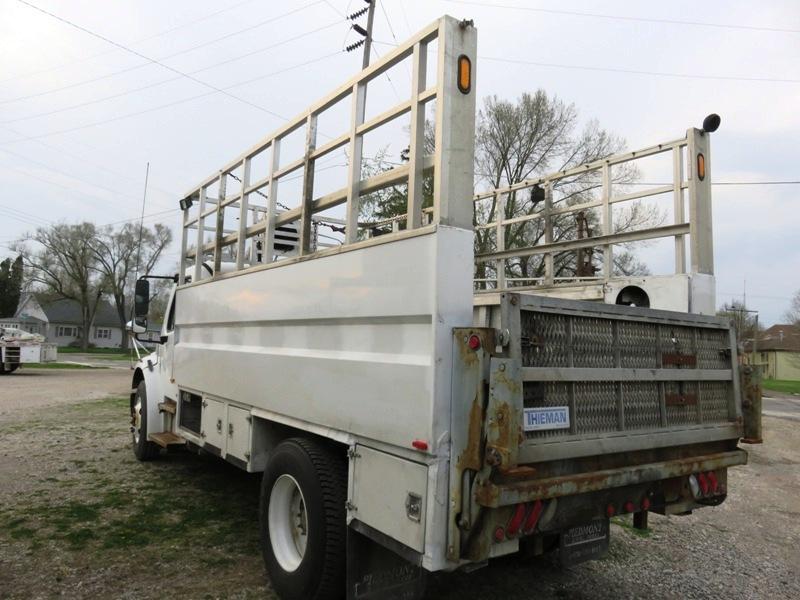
[0,294,124,348]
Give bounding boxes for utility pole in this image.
[361,0,376,69]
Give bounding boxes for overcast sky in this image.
[0,0,798,324]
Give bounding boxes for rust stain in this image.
[662,353,697,367]
[458,393,485,471]
[665,393,697,407]
[474,450,744,507]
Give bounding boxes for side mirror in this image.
[134,279,150,318]
[126,319,146,334]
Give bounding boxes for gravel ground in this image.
[0,371,798,599]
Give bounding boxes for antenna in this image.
[132,161,150,306]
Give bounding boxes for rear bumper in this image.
[474,449,747,508]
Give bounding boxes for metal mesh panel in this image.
[622,382,662,430]
[696,329,731,369]
[521,312,569,367]
[619,321,659,368]
[520,308,734,441]
[574,382,617,434]
[700,382,731,422]
[572,318,614,368]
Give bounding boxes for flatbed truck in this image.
[128,16,759,600]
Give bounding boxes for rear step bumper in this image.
[475,449,747,508]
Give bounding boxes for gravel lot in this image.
[0,369,798,599]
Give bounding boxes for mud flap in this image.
[559,518,609,566]
[346,522,427,600]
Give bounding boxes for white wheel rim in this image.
[269,474,308,572]
[132,396,142,444]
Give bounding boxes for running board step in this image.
[158,399,177,414]
[148,432,185,447]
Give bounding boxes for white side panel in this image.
[201,397,226,452]
[226,405,251,462]
[19,345,40,363]
[349,445,428,553]
[173,227,474,451]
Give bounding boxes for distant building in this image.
[746,324,800,381]
[0,294,124,348]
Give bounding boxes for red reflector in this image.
[706,471,719,493]
[641,497,651,511]
[494,526,505,542]
[606,504,616,518]
[468,334,481,350]
[506,503,526,537]
[523,500,544,533]
[411,439,428,451]
[697,472,710,495]
[623,501,635,513]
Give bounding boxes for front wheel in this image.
[132,381,160,461]
[259,438,347,600]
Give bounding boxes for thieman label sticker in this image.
[523,406,570,431]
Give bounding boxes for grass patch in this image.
[763,379,800,395]
[57,347,130,355]
[24,362,107,370]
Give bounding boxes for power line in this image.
[0,146,175,210]
[0,51,341,146]
[439,0,800,34]
[480,55,800,84]
[12,0,314,122]
[0,23,342,125]
[2,1,325,107]
[0,0,262,86]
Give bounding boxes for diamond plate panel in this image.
[696,329,731,369]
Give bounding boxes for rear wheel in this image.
[132,381,160,461]
[260,438,347,600]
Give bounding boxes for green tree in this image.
[0,255,23,317]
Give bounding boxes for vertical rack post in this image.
[432,17,477,230]
[179,209,188,285]
[299,114,318,255]
[194,187,207,282]
[495,191,505,289]
[406,41,428,230]
[601,163,613,279]
[544,182,554,286]
[673,145,686,274]
[263,140,280,263]
[687,127,714,275]
[213,172,227,274]
[236,158,251,270]
[345,82,366,244]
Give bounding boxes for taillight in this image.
[467,334,481,350]
[606,504,616,518]
[697,472,710,495]
[506,504,526,537]
[623,501,635,513]
[493,526,505,542]
[707,471,719,494]
[523,500,544,534]
[641,497,651,511]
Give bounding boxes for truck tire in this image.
[259,438,347,600]
[132,381,160,461]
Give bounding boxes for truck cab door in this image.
[159,288,179,401]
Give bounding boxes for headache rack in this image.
[177,16,477,285]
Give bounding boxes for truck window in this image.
[166,295,176,332]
